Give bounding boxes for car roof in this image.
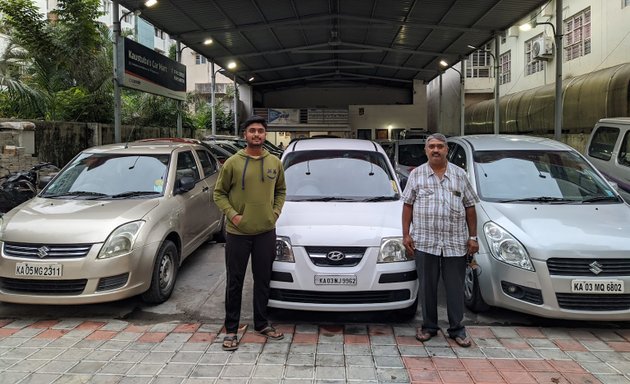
[596,117,630,125]
[82,140,205,155]
[397,139,426,145]
[285,138,385,153]
[449,134,574,152]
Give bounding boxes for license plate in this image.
[15,262,63,278]
[314,274,357,285]
[571,279,624,294]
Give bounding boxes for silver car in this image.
[0,140,224,305]
[448,135,630,320]
[380,139,428,188]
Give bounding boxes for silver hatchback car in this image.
[0,140,224,305]
[448,135,630,320]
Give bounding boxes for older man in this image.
[401,133,479,348]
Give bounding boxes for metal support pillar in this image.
[554,0,563,141]
[176,40,182,138]
[494,34,500,134]
[112,1,122,143]
[211,62,216,136]
[233,77,238,136]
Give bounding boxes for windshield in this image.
[41,153,170,198]
[398,143,428,167]
[283,150,399,201]
[474,150,619,203]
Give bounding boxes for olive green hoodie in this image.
[213,149,286,235]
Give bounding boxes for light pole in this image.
[211,61,237,136]
[467,43,500,134]
[520,0,563,141]
[439,60,465,136]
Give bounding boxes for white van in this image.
[585,118,630,202]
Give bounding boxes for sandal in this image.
[453,336,472,348]
[257,325,284,340]
[222,334,239,351]
[415,330,436,342]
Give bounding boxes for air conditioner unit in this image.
[532,36,554,60]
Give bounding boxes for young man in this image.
[401,133,479,348]
[213,115,286,351]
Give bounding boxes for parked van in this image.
[585,117,630,202]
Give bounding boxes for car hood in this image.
[1,197,159,243]
[480,202,630,257]
[277,200,402,246]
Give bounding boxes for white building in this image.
[432,0,630,139]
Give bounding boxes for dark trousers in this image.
[224,229,276,334]
[415,250,467,339]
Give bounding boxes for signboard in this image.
[122,37,186,101]
[268,109,300,125]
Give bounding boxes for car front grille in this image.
[270,288,410,304]
[547,258,630,276]
[305,246,366,267]
[3,242,93,259]
[0,278,87,295]
[556,293,630,311]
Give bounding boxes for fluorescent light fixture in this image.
[227,61,237,70]
[203,38,213,45]
[387,125,393,129]
[248,76,255,82]
[467,44,477,50]
[519,22,533,31]
[439,60,448,67]
[144,0,157,7]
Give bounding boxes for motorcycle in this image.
[0,162,60,214]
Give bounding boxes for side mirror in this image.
[176,176,196,194]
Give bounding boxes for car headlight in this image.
[98,221,145,259]
[483,222,533,271]
[378,237,412,263]
[275,236,294,262]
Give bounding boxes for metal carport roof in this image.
[114,0,549,93]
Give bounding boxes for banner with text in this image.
[268,109,301,125]
[122,37,186,101]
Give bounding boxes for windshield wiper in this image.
[498,196,575,203]
[43,191,109,199]
[297,197,357,202]
[360,196,399,202]
[110,191,161,199]
[581,195,620,203]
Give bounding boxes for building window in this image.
[102,0,110,13]
[564,7,591,61]
[499,51,511,85]
[154,27,165,39]
[465,48,492,78]
[525,34,545,75]
[195,54,207,65]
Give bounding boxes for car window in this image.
[381,143,395,164]
[473,150,616,202]
[196,149,217,177]
[449,143,467,170]
[398,143,428,167]
[42,153,170,197]
[283,150,397,200]
[618,130,630,168]
[588,126,619,161]
[176,151,200,182]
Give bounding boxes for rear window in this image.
[398,143,428,167]
[588,126,619,161]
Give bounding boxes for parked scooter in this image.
[0,162,59,214]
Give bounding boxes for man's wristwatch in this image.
[468,236,478,242]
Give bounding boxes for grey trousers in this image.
[415,250,467,339]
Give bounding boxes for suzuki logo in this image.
[326,251,345,262]
[37,246,50,259]
[589,261,603,275]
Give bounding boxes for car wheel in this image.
[464,264,490,312]
[395,297,418,321]
[213,215,226,243]
[141,240,179,304]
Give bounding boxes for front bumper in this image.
[0,241,160,305]
[269,246,418,312]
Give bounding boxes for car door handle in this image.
[202,186,209,192]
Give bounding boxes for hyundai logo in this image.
[326,251,345,262]
[37,246,50,259]
[589,261,603,275]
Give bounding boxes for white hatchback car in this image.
[0,140,224,305]
[271,138,419,318]
[448,135,630,320]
